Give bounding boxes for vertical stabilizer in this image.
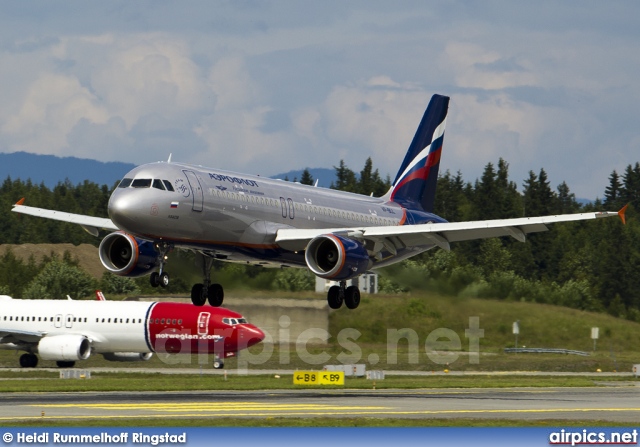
[382,94,449,212]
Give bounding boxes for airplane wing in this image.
[275,208,626,253]
[12,199,118,237]
[0,328,45,344]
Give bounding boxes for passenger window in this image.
[118,178,133,188]
[152,179,166,190]
[178,319,182,325]
[163,180,175,192]
[131,179,152,188]
[161,319,165,324]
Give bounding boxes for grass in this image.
[0,371,634,393]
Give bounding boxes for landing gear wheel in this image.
[150,272,160,288]
[344,285,361,309]
[56,361,75,368]
[213,360,224,369]
[19,353,38,368]
[207,284,224,307]
[190,284,206,306]
[160,272,170,287]
[327,285,343,309]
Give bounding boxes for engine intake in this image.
[305,234,370,280]
[99,232,159,277]
[38,335,91,361]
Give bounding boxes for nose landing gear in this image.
[150,242,173,288]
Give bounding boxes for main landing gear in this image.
[327,280,361,310]
[18,354,75,368]
[147,247,224,307]
[190,253,224,307]
[19,353,38,368]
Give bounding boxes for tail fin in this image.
[96,290,106,301]
[382,94,449,212]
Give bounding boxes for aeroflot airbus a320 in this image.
[0,292,264,368]
[12,94,627,310]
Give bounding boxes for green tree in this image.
[23,258,97,299]
[299,169,314,186]
[332,160,357,192]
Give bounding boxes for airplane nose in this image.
[243,325,265,347]
[108,191,138,229]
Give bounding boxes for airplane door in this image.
[197,312,211,336]
[65,314,73,328]
[287,198,295,220]
[54,314,63,328]
[183,170,204,212]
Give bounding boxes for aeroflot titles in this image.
[208,173,259,187]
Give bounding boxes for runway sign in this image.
[293,371,344,385]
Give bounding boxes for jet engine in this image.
[102,352,153,362]
[38,335,91,361]
[99,231,160,277]
[305,234,370,280]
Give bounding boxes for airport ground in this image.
[0,364,639,427]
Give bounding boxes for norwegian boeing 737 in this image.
[12,95,626,310]
[0,292,264,368]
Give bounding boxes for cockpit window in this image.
[222,317,248,326]
[163,180,175,192]
[152,179,166,190]
[118,178,133,188]
[131,179,152,188]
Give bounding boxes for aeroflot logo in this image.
[209,173,259,187]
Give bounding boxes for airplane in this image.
[12,94,627,311]
[0,291,265,369]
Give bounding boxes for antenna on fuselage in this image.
[167,153,173,163]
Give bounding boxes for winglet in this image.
[15,197,25,206]
[618,204,629,225]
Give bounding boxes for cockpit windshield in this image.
[131,179,152,188]
[118,177,175,192]
[223,317,248,325]
[118,178,133,188]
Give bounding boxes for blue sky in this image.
[1,1,639,199]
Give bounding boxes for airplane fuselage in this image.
[108,162,447,269]
[0,296,264,361]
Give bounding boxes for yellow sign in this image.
[320,371,344,385]
[293,371,345,386]
[293,371,320,385]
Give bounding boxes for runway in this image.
[1,386,639,422]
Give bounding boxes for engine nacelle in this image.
[102,352,153,362]
[38,335,91,361]
[305,234,370,280]
[99,231,160,277]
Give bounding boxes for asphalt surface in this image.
[1,386,639,422]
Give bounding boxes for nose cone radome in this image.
[244,325,266,348]
[108,191,139,231]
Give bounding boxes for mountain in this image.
[270,168,337,188]
[0,152,135,188]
